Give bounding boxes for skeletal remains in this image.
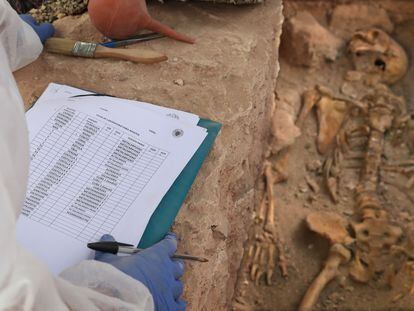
[247,154,289,286]
[298,28,413,310]
[244,27,414,310]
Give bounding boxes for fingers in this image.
[20,14,36,25]
[37,22,55,41]
[172,260,185,279]
[94,234,117,261]
[100,234,116,242]
[94,249,117,261]
[151,232,177,257]
[165,232,177,243]
[20,14,55,43]
[176,299,187,311]
[172,280,184,300]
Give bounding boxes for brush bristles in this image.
[45,38,77,56]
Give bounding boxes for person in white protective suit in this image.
[0,1,186,310]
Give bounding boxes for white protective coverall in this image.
[0,2,154,310]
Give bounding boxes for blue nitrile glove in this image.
[95,233,186,311]
[19,14,55,44]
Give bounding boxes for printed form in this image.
[17,84,207,274]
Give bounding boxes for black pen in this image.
[88,241,209,263]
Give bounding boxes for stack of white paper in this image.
[17,83,207,274]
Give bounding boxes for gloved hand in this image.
[95,233,186,311]
[19,14,55,44]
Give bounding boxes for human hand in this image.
[95,233,186,311]
[19,14,55,44]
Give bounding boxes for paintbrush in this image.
[45,37,167,64]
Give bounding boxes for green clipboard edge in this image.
[138,118,221,248]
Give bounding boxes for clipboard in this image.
[138,118,221,248]
[31,83,221,249]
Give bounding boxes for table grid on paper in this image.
[23,107,169,242]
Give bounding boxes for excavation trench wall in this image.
[14,2,283,310]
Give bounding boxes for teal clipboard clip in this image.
[138,118,221,248]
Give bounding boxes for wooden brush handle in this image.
[94,45,167,64]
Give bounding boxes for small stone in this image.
[172,57,179,62]
[345,181,357,191]
[399,212,411,221]
[337,275,347,287]
[345,286,354,292]
[305,176,320,193]
[282,11,343,67]
[308,244,314,250]
[269,108,301,154]
[340,81,364,99]
[345,70,363,82]
[306,160,322,171]
[173,79,185,86]
[281,11,343,67]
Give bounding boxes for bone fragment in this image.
[277,239,289,278]
[298,244,351,311]
[408,120,414,153]
[348,125,370,138]
[264,163,276,233]
[250,244,262,281]
[305,176,320,194]
[349,251,372,283]
[407,176,414,189]
[306,212,352,245]
[267,244,276,285]
[316,96,349,154]
[299,213,353,310]
[323,156,340,203]
[296,89,320,128]
[270,109,301,154]
[387,159,414,167]
[258,195,267,223]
